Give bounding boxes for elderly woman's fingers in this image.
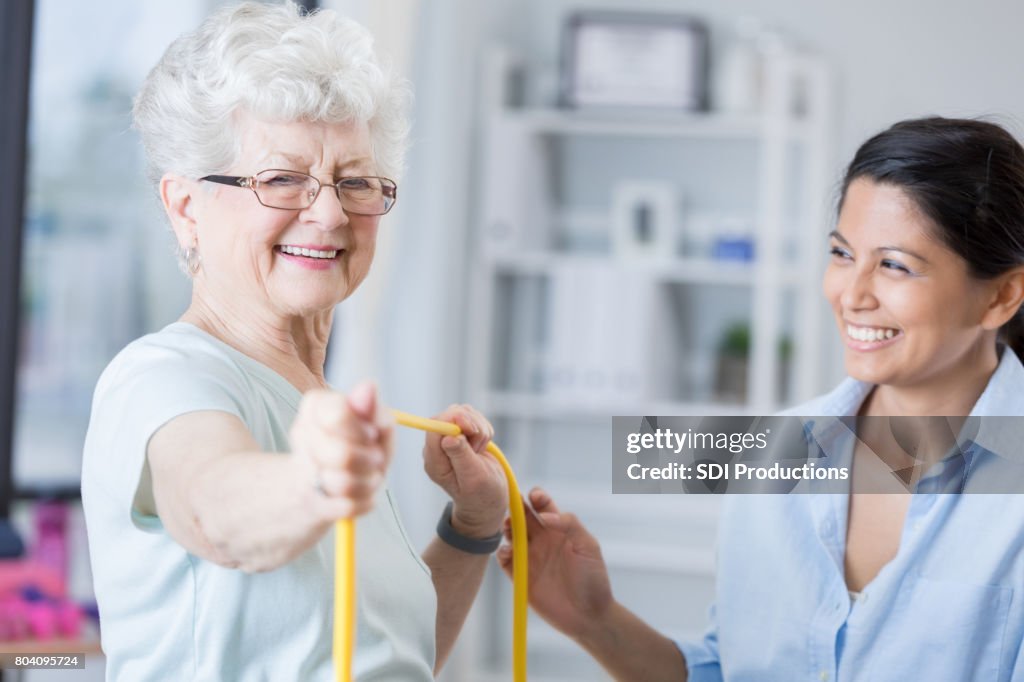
[454,404,494,453]
[374,408,396,471]
[292,386,394,522]
[431,403,494,454]
[425,433,478,480]
[299,386,381,444]
[346,380,377,419]
[315,468,383,500]
[444,406,479,448]
[311,488,376,520]
[311,443,385,475]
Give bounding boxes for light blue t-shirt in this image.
[81,322,436,681]
[678,347,1024,681]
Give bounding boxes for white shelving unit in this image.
[454,46,833,681]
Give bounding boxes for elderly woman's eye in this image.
[339,177,373,190]
[262,173,306,186]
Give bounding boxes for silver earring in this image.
[184,245,202,275]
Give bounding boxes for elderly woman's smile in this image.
[274,243,343,268]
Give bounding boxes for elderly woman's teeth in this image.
[278,245,338,259]
[846,324,898,342]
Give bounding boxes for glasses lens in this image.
[337,177,397,215]
[253,170,318,209]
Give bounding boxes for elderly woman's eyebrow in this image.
[254,153,375,174]
[256,151,310,168]
[336,156,375,173]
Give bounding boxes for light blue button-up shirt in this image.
[678,347,1024,681]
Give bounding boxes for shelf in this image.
[485,390,760,419]
[0,636,103,655]
[488,250,799,287]
[502,107,811,141]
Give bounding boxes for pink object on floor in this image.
[0,560,65,598]
[33,501,69,585]
[26,601,57,639]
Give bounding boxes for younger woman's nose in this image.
[840,269,878,311]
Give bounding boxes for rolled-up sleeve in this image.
[675,602,723,682]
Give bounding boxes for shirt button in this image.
[819,670,829,681]
[834,601,842,611]
[861,592,869,604]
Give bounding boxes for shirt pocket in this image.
[869,576,1011,681]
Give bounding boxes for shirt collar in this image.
[802,346,1024,490]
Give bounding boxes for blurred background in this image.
[1,0,1023,679]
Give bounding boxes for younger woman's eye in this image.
[881,259,913,274]
[829,246,851,259]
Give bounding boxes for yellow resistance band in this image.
[333,409,529,682]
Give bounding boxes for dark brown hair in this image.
[839,117,1024,361]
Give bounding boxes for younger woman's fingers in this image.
[529,487,559,514]
[496,544,513,573]
[536,511,565,530]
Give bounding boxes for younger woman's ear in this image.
[981,267,1024,330]
[160,173,198,248]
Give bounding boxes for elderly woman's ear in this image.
[160,172,199,248]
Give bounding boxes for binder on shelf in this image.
[541,261,654,403]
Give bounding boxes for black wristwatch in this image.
[436,502,503,554]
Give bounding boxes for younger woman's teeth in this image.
[846,324,899,342]
[278,245,338,259]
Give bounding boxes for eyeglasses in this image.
[200,169,397,215]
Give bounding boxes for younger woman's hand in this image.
[497,487,614,641]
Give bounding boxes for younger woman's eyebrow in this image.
[828,230,930,263]
[829,230,849,245]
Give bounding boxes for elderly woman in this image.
[81,3,506,680]
[500,117,1024,680]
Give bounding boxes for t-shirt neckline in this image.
[167,321,306,407]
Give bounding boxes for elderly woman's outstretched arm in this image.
[142,382,393,573]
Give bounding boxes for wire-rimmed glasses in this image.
[200,169,397,215]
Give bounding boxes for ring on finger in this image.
[313,471,329,497]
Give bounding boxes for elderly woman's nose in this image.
[303,184,350,228]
